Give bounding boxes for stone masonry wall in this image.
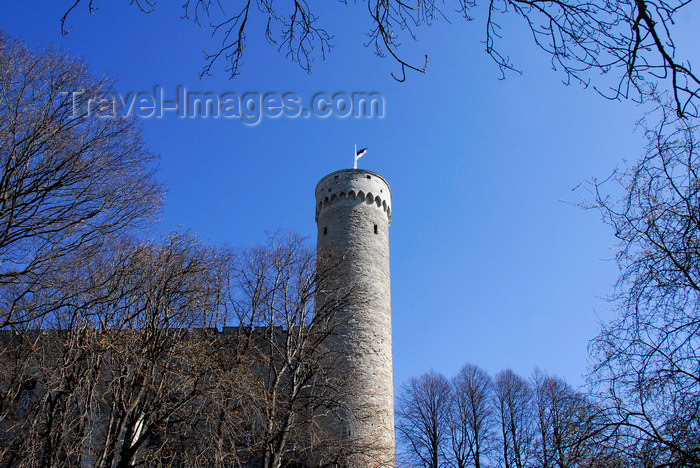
[315,169,394,467]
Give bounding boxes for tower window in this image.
[366,175,371,179]
[374,224,378,234]
[323,227,327,236]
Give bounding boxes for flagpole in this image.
[354,144,357,169]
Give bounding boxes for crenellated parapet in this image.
[315,169,392,224]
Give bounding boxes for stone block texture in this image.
[315,169,395,467]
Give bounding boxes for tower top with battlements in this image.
[315,169,392,224]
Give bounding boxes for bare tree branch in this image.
[55,0,699,115]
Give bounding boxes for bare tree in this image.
[0,28,385,468]
[0,30,163,328]
[0,227,371,466]
[494,369,534,468]
[531,370,617,468]
[483,0,700,117]
[84,234,226,468]
[587,100,700,465]
[55,0,699,115]
[0,233,245,468]
[396,370,452,468]
[218,232,366,468]
[449,363,495,468]
[396,364,632,468]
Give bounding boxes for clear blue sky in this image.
[3,1,699,392]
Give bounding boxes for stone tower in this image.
[315,169,394,467]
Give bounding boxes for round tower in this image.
[315,169,394,467]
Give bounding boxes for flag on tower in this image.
[354,146,367,169]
